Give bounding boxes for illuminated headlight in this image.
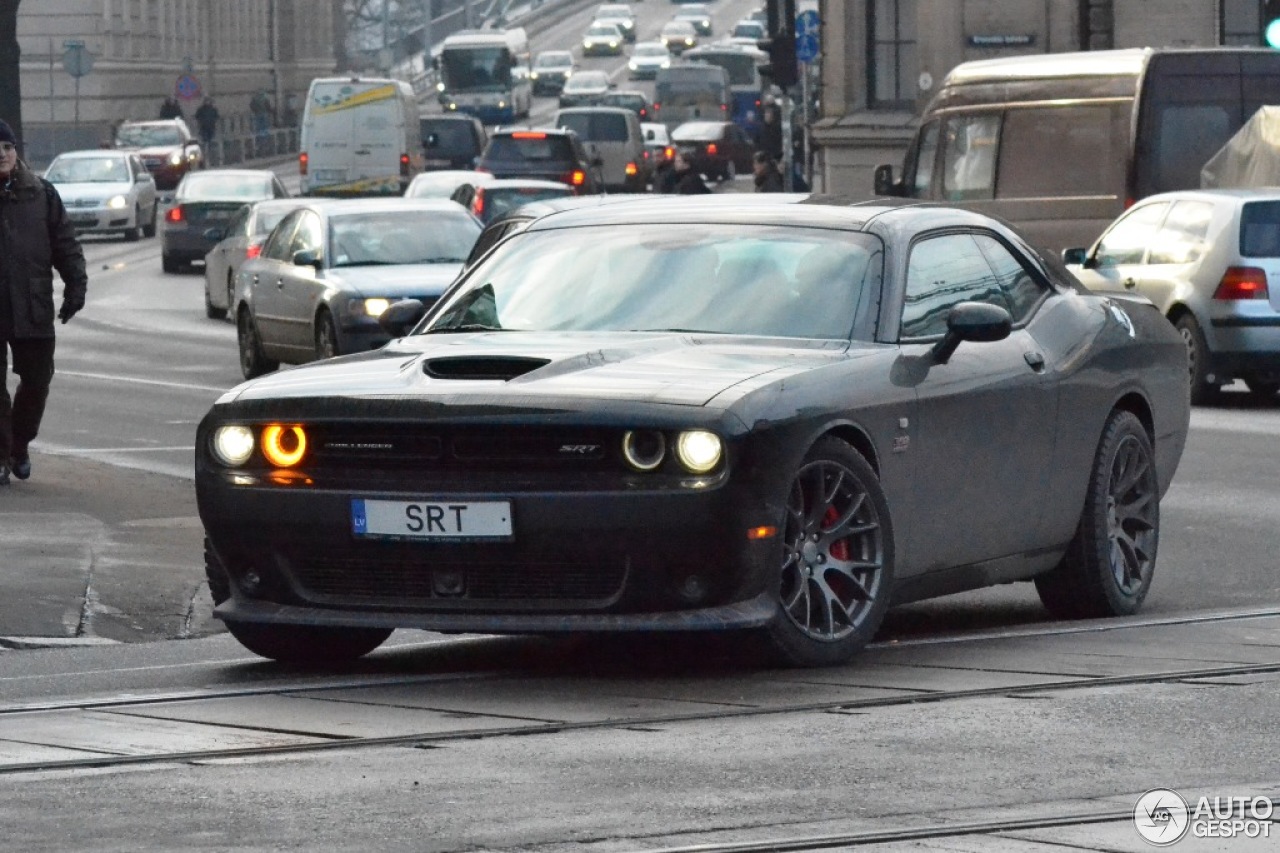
[351,297,390,317]
[675,430,722,474]
[436,82,445,92]
[447,103,457,110]
[105,194,128,209]
[530,71,539,79]
[498,100,506,109]
[684,38,694,45]
[167,151,183,165]
[700,19,709,27]
[584,40,592,48]
[622,430,666,472]
[660,59,671,68]
[212,425,255,467]
[609,41,618,48]
[629,61,638,70]
[261,424,307,468]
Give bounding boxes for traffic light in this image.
[758,0,798,90]
[1265,0,1280,48]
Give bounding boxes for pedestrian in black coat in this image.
[671,150,711,195]
[753,151,785,192]
[0,118,89,485]
[159,97,184,120]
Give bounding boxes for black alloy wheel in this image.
[1035,409,1159,619]
[237,307,278,379]
[315,311,340,360]
[764,437,894,667]
[1174,313,1215,404]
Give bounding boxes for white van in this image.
[300,76,422,196]
[552,106,647,192]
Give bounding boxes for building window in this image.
[868,0,917,109]
[1221,0,1261,45]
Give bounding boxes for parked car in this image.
[671,120,755,180]
[162,169,290,273]
[418,114,488,170]
[593,3,637,42]
[595,89,652,121]
[1064,188,1280,403]
[628,42,673,81]
[553,107,648,192]
[559,69,612,108]
[405,169,495,200]
[477,127,604,194]
[196,197,1189,667]
[44,149,158,241]
[530,50,576,96]
[660,20,699,53]
[449,178,574,224]
[203,199,311,321]
[729,19,766,46]
[234,199,481,378]
[674,4,714,36]
[113,118,202,190]
[582,22,625,57]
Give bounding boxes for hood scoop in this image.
[423,355,552,381]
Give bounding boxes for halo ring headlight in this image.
[622,430,666,472]
[261,424,308,468]
[675,430,722,474]
[212,425,255,467]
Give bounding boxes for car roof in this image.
[52,149,130,159]
[556,105,634,116]
[1134,188,1280,204]
[302,198,472,217]
[183,168,277,179]
[479,179,576,190]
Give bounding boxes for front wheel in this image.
[142,201,157,238]
[124,206,142,242]
[238,308,278,379]
[315,311,340,360]
[762,437,894,667]
[1035,410,1159,619]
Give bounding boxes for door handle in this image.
[1024,351,1046,371]
[1123,277,1137,289]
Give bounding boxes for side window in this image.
[908,121,939,198]
[901,233,1007,339]
[942,114,999,201]
[226,206,251,239]
[973,233,1050,323]
[261,211,303,262]
[1093,203,1170,267]
[289,211,323,259]
[1148,200,1214,264]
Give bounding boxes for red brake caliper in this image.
[823,506,851,560]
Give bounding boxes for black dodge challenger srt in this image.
[195,197,1190,667]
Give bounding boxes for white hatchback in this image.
[1065,188,1280,402]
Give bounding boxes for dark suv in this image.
[476,129,603,195]
[419,114,488,170]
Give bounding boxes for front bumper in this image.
[66,207,134,233]
[162,228,219,262]
[1208,314,1280,382]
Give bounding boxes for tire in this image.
[762,437,894,667]
[1035,410,1159,620]
[142,201,157,238]
[204,539,390,666]
[1174,313,1216,405]
[237,308,278,379]
[315,310,340,360]
[225,273,237,324]
[1245,378,1280,400]
[203,280,226,320]
[162,253,181,274]
[124,206,142,242]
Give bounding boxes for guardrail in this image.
[201,128,300,168]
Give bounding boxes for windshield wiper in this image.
[423,323,511,334]
[417,257,466,264]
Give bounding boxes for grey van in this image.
[874,48,1280,256]
[553,106,648,192]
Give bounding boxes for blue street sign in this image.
[796,10,820,62]
[175,74,202,101]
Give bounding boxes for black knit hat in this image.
[0,119,15,145]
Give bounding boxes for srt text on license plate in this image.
[351,498,513,540]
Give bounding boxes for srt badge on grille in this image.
[559,445,600,454]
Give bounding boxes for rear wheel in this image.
[315,311,340,360]
[1035,410,1159,619]
[762,437,893,667]
[1174,313,1216,404]
[237,307,278,379]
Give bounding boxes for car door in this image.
[1123,199,1215,315]
[210,205,251,308]
[274,210,327,355]
[1069,201,1171,296]
[129,155,157,217]
[248,210,304,356]
[894,231,1059,571]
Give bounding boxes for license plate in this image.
[314,169,346,182]
[424,158,451,168]
[71,216,97,225]
[351,498,513,540]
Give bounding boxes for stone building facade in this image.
[18,0,337,163]
[814,0,1268,195]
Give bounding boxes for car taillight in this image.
[706,143,718,156]
[653,102,661,112]
[512,131,547,139]
[721,103,728,111]
[299,152,308,175]
[639,108,647,118]
[472,187,485,217]
[664,146,675,160]
[246,244,262,260]
[625,162,638,176]
[565,170,586,188]
[166,206,184,223]
[400,153,410,176]
[1214,266,1270,300]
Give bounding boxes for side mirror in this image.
[292,249,322,269]
[873,164,900,197]
[379,298,427,338]
[135,172,150,183]
[1062,247,1089,266]
[203,227,226,242]
[932,302,1012,364]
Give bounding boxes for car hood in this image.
[51,181,133,201]
[326,263,464,298]
[222,332,858,410]
[119,145,182,157]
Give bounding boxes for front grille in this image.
[64,198,98,209]
[310,424,612,471]
[281,543,627,608]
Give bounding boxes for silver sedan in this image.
[203,199,310,321]
[44,149,158,241]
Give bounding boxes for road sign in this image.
[62,45,94,78]
[175,74,202,101]
[795,10,820,62]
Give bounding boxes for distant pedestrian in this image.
[0,119,88,486]
[159,96,184,121]
[752,151,784,193]
[250,90,274,139]
[670,149,711,195]
[194,97,220,161]
[758,102,783,162]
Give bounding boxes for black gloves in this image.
[58,296,84,324]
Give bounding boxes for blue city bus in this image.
[682,46,768,139]
[436,29,532,124]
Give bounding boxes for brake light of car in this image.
[642,150,650,160]
[511,132,548,140]
[472,187,486,217]
[639,108,647,118]
[664,146,675,160]
[299,152,308,175]
[755,99,762,108]
[625,162,638,176]
[706,143,718,156]
[166,206,184,223]
[568,170,587,187]
[400,153,410,176]
[1214,266,1270,300]
[721,103,729,112]
[246,244,263,260]
[652,102,661,112]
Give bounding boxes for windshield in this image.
[255,208,295,236]
[424,225,880,339]
[587,25,619,37]
[566,72,609,92]
[534,52,572,69]
[557,112,629,142]
[688,52,761,86]
[330,210,480,268]
[733,23,764,38]
[635,44,669,57]
[177,173,275,201]
[116,125,182,147]
[480,186,573,222]
[441,47,513,92]
[47,156,129,183]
